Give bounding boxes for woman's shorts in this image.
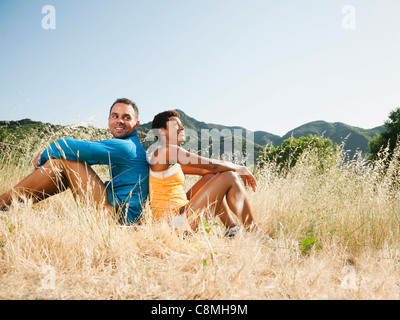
[172,205,193,231]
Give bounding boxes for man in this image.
[0,98,149,224]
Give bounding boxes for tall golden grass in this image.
[1,127,400,299]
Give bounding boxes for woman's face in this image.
[164,117,185,144]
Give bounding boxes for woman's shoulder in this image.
[149,145,168,165]
[151,144,193,167]
[152,144,182,156]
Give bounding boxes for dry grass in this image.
[1,131,400,300]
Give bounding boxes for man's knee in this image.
[42,158,66,167]
[42,158,84,171]
[41,159,88,184]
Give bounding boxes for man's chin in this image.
[110,127,135,139]
[112,132,129,139]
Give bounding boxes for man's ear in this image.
[133,120,140,131]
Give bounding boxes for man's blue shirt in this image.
[37,131,149,224]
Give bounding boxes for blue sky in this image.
[1,0,400,136]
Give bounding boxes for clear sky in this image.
[1,0,400,136]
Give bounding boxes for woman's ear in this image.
[158,128,166,136]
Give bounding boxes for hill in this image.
[141,112,384,156]
[278,120,384,156]
[140,109,265,162]
[0,115,385,161]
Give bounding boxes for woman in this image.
[149,110,269,238]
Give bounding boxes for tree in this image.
[369,108,400,160]
[257,134,339,172]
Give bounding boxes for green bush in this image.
[369,107,400,161]
[258,134,339,173]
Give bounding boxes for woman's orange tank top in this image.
[149,163,189,220]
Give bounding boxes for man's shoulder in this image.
[103,138,136,152]
[113,133,147,157]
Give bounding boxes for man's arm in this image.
[36,138,135,168]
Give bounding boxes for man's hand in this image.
[32,151,42,170]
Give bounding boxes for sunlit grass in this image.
[1,126,400,299]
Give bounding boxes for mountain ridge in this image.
[1,112,385,156]
[140,110,384,155]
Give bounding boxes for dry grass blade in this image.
[1,129,400,299]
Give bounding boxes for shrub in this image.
[257,134,339,173]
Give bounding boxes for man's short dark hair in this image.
[110,98,139,117]
[151,110,180,130]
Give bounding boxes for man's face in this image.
[108,103,139,139]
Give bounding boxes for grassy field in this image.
[1,129,400,300]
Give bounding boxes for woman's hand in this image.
[163,145,257,192]
[236,166,257,192]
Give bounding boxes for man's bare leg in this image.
[0,159,113,215]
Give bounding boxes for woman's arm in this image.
[169,145,257,191]
[181,166,212,176]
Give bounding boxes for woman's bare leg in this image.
[186,173,237,228]
[186,171,258,231]
[0,159,113,215]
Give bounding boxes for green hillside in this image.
[140,109,264,162]
[141,109,253,135]
[0,119,112,160]
[0,116,385,163]
[253,130,281,147]
[141,112,383,157]
[278,120,384,156]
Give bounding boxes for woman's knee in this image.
[218,171,240,184]
[203,173,218,181]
